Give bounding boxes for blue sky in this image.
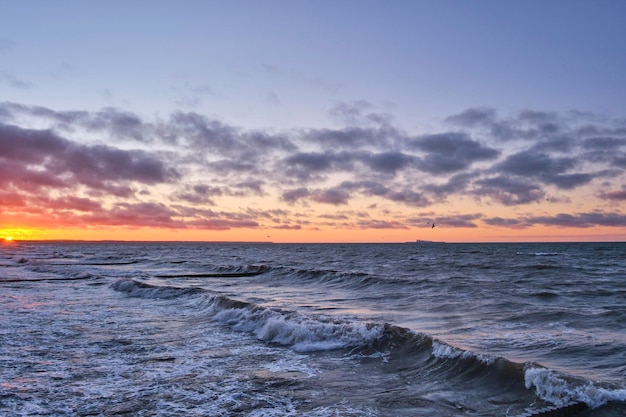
[3,1,625,128]
[1,1,626,242]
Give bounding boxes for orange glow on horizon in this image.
[1,224,623,243]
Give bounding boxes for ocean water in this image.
[1,241,625,417]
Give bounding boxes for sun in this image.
[2,236,14,243]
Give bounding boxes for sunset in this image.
[1,1,625,243]
[2,2,626,415]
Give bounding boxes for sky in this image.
[1,0,626,243]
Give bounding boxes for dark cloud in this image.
[166,111,238,151]
[164,111,296,162]
[545,173,595,189]
[357,219,408,229]
[483,217,528,229]
[518,109,560,128]
[0,124,68,162]
[281,187,311,204]
[483,212,626,229]
[0,102,149,142]
[444,107,497,127]
[284,151,346,172]
[385,189,430,206]
[583,136,626,150]
[496,150,575,177]
[494,149,606,190]
[530,135,574,153]
[206,159,259,175]
[332,181,431,207]
[600,187,626,201]
[283,150,415,181]
[273,224,302,230]
[435,214,482,228]
[474,176,545,205]
[302,125,398,150]
[85,108,147,141]
[424,172,477,195]
[311,188,351,205]
[172,184,222,204]
[0,123,177,200]
[527,212,626,228]
[61,144,177,185]
[234,180,265,195]
[611,154,626,168]
[84,202,182,228]
[188,218,259,230]
[408,132,500,174]
[49,196,103,212]
[361,151,414,174]
[446,108,590,144]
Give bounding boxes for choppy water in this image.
[1,241,625,416]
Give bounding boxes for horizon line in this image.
[2,238,624,245]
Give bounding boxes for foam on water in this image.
[525,366,626,409]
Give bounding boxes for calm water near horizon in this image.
[1,241,625,416]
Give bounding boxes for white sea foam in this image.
[525,366,626,408]
[213,303,385,352]
[431,340,495,364]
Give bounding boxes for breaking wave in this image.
[110,278,626,411]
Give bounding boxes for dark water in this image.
[1,241,625,416]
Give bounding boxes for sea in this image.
[1,241,625,417]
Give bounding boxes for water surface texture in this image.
[1,241,625,416]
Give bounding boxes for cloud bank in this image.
[1,101,625,237]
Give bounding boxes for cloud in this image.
[0,102,150,142]
[273,224,302,230]
[444,107,497,127]
[496,150,575,177]
[436,214,483,228]
[282,187,311,203]
[357,219,408,229]
[188,218,259,230]
[329,100,392,126]
[3,101,625,235]
[0,122,178,201]
[172,184,222,204]
[283,150,415,181]
[527,212,626,228]
[600,187,626,201]
[302,125,399,150]
[483,217,528,229]
[473,176,545,205]
[425,172,476,195]
[484,212,626,229]
[311,188,351,205]
[361,151,413,174]
[408,132,500,174]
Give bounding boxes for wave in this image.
[516,251,562,257]
[110,278,626,412]
[264,265,411,292]
[524,366,626,409]
[155,263,271,278]
[0,274,98,283]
